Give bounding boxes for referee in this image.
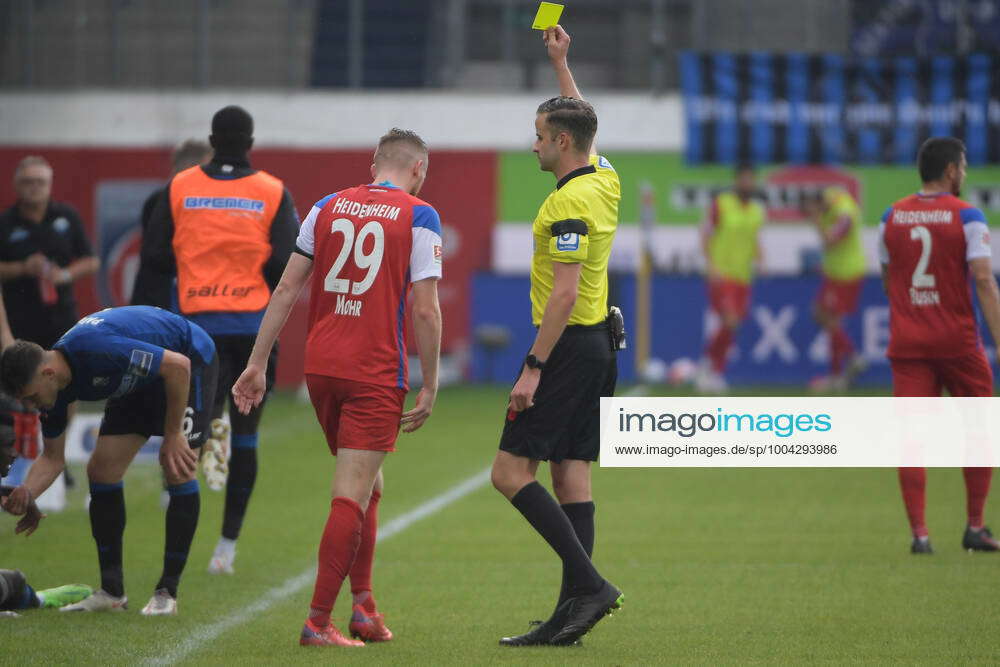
[491,25,622,647]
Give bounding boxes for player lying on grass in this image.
[233,128,442,648]
[0,392,92,614]
[0,305,219,615]
[0,569,91,615]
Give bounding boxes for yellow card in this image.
[532,2,564,30]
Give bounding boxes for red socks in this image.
[707,327,734,373]
[830,327,854,375]
[310,497,364,628]
[899,468,992,537]
[963,467,992,529]
[350,489,381,613]
[898,467,928,538]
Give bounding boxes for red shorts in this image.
[305,374,406,454]
[890,350,994,397]
[708,279,751,320]
[815,277,863,317]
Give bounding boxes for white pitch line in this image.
[146,466,493,666]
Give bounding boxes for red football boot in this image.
[299,618,365,647]
[349,604,394,642]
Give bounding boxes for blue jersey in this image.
[42,306,215,437]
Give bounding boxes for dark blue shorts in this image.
[100,353,219,448]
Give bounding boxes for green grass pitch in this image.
[3,385,1000,664]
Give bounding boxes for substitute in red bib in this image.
[141,106,299,575]
[232,128,442,648]
[880,136,1000,554]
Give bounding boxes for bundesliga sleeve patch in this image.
[549,218,590,262]
[557,233,580,251]
[128,349,155,377]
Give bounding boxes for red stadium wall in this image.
[0,148,497,387]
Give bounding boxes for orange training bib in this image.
[169,166,283,314]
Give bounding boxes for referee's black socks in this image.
[89,481,126,598]
[157,480,200,598]
[510,482,603,597]
[558,501,596,607]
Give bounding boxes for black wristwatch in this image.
[525,354,546,371]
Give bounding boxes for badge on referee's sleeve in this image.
[549,218,589,262]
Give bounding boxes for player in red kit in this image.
[232,128,442,647]
[880,136,1000,554]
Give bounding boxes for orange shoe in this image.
[299,618,364,647]
[349,604,394,642]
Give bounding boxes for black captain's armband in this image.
[550,219,588,237]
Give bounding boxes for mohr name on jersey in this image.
[335,294,363,317]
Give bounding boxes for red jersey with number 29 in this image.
[879,192,991,359]
[294,183,443,390]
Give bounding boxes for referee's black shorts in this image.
[498,323,617,463]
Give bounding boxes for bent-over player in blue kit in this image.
[0,306,218,616]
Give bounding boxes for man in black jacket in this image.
[141,106,299,575]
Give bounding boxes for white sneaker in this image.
[141,589,177,616]
[695,369,728,394]
[59,589,128,612]
[201,418,230,492]
[208,550,235,575]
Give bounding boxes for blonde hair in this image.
[374,128,428,169]
[171,139,213,175]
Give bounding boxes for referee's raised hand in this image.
[543,25,570,63]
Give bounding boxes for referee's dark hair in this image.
[918,137,966,184]
[210,105,254,156]
[0,340,45,398]
[537,96,597,154]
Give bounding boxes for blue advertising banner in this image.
[471,274,998,387]
[681,51,1000,166]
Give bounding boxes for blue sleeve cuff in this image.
[960,207,988,225]
[412,205,442,234]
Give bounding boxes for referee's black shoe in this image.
[499,600,576,647]
[549,580,624,646]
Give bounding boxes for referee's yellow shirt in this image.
[530,154,621,326]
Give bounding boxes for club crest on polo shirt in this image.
[556,232,581,252]
[53,217,70,234]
